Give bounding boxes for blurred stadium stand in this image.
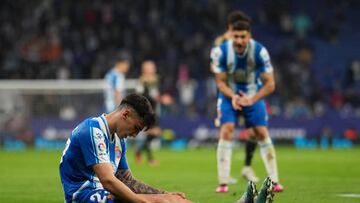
[0,0,359,149]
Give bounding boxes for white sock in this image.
[217,139,232,184]
[259,136,279,183]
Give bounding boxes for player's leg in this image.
[245,138,257,167]
[215,95,238,193]
[137,194,193,203]
[216,122,235,192]
[241,128,259,183]
[243,100,283,192]
[81,189,193,203]
[134,131,150,164]
[144,133,158,166]
[252,126,283,192]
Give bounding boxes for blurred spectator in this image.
[345,59,360,88]
[344,127,357,143]
[293,12,311,39]
[176,64,198,117]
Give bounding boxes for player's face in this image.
[116,112,145,138]
[231,30,251,54]
[117,61,130,72]
[142,61,156,75]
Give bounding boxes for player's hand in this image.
[231,94,242,110]
[168,192,186,199]
[238,91,254,106]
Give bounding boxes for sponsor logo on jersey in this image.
[115,145,122,160]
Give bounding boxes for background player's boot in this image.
[228,176,238,184]
[255,177,274,203]
[216,184,228,193]
[273,183,284,192]
[235,181,257,203]
[241,166,260,183]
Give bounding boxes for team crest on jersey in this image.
[98,143,106,153]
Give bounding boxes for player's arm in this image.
[114,75,125,104]
[114,90,122,105]
[93,163,149,203]
[251,71,275,103]
[238,71,275,107]
[115,169,166,194]
[215,72,242,110]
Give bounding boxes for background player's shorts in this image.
[75,189,116,203]
[216,94,268,128]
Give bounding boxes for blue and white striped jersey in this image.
[210,39,273,96]
[59,114,128,203]
[104,68,126,113]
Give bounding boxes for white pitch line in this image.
[336,194,360,198]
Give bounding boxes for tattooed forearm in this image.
[115,169,166,194]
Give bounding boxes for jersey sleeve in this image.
[78,124,110,167]
[117,138,129,170]
[257,47,274,74]
[210,46,226,74]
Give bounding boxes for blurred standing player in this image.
[213,11,260,185]
[104,56,130,113]
[211,13,284,193]
[135,60,167,166]
[60,93,192,203]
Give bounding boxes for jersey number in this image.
[90,192,108,203]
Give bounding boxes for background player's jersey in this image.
[104,69,126,112]
[210,39,273,97]
[59,114,128,203]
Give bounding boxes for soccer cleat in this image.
[216,184,229,193]
[255,177,274,203]
[135,153,142,164]
[241,166,260,183]
[273,183,284,193]
[148,159,159,166]
[235,181,258,203]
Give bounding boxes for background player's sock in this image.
[259,136,279,183]
[217,139,232,184]
[245,140,257,166]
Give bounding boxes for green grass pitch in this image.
[0,146,359,203]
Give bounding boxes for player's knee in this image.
[256,131,270,141]
[220,126,234,140]
[252,127,268,140]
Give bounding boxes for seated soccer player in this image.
[59,93,192,203]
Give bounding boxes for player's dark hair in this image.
[232,20,251,32]
[113,52,130,64]
[227,11,252,28]
[120,93,155,130]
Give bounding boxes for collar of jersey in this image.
[100,114,111,140]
